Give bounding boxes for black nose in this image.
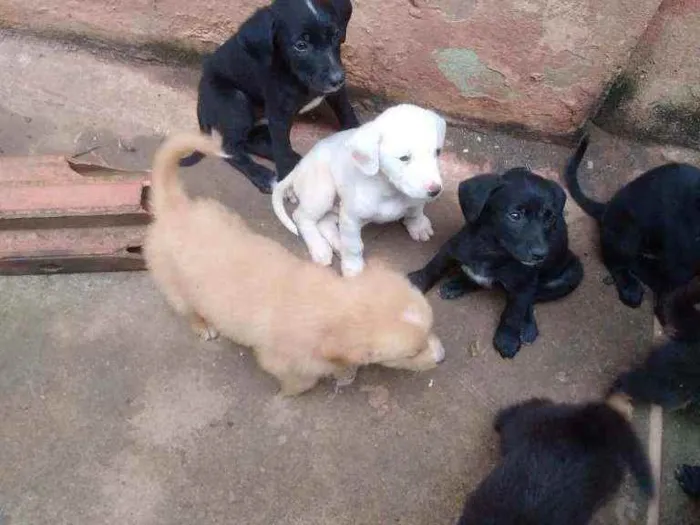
[530,247,548,262]
[328,70,345,89]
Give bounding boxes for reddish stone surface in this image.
[0,0,663,137]
[596,0,700,150]
[0,155,150,274]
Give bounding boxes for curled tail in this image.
[150,132,227,216]
[563,135,606,221]
[271,171,299,236]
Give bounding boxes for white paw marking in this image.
[342,257,365,277]
[405,216,434,242]
[309,242,334,266]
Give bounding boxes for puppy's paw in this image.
[405,215,434,242]
[493,327,522,359]
[309,242,334,266]
[520,320,539,344]
[676,464,700,498]
[408,270,431,293]
[618,283,644,308]
[333,366,358,389]
[342,257,365,277]
[438,279,469,300]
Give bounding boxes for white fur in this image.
[299,96,325,115]
[272,104,447,276]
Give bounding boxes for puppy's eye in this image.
[399,154,411,162]
[508,211,522,221]
[294,38,309,52]
[543,210,555,224]
[436,148,442,157]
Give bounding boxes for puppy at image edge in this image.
[180,0,359,194]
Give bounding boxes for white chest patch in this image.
[299,96,325,115]
[461,264,494,288]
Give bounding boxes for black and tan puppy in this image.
[457,396,654,525]
[409,168,583,358]
[565,136,700,316]
[181,0,359,193]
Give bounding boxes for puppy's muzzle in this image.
[324,70,346,93]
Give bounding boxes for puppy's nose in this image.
[328,70,345,90]
[426,183,443,197]
[530,247,548,262]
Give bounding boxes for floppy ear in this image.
[431,111,447,147]
[327,0,353,39]
[236,8,276,67]
[550,182,567,214]
[458,174,503,223]
[347,123,381,176]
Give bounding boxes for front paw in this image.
[438,277,469,300]
[309,241,334,266]
[342,257,365,277]
[617,281,644,308]
[405,215,434,242]
[493,326,522,359]
[408,270,431,293]
[676,464,700,497]
[520,319,539,344]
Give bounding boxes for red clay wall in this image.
[595,0,700,150]
[0,0,664,138]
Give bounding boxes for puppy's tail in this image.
[563,135,606,221]
[271,169,299,236]
[151,132,228,216]
[604,394,655,498]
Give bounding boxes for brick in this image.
[0,154,151,275]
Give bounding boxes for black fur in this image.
[181,0,359,193]
[565,136,700,313]
[457,398,654,525]
[611,277,700,498]
[408,168,583,358]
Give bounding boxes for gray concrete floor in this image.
[1,32,699,524]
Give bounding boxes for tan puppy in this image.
[144,132,445,396]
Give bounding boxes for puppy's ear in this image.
[237,9,276,66]
[550,182,567,214]
[327,0,353,39]
[431,111,447,147]
[458,174,503,223]
[348,123,381,176]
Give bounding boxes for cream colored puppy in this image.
[144,132,445,396]
[272,104,446,277]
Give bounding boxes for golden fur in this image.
[144,132,445,396]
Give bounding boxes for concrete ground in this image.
[1,32,699,524]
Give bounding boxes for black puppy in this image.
[565,136,700,314]
[408,168,583,358]
[612,276,700,498]
[181,0,359,193]
[457,397,654,525]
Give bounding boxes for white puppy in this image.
[272,104,446,276]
